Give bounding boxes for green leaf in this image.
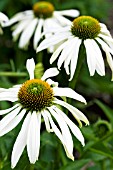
[90,142,113,159]
[95,99,113,126]
[59,159,91,170]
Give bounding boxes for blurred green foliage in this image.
[0,0,113,170]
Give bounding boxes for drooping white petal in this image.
[50,41,68,64]
[105,51,113,80]
[27,112,41,163]
[53,87,86,104]
[54,10,80,18]
[0,108,26,136]
[48,107,74,160]
[33,19,44,49]
[69,38,81,81]
[12,19,32,41]
[44,110,64,144]
[37,32,71,52]
[19,18,38,49]
[100,23,112,37]
[64,37,79,75]
[0,104,20,115]
[88,39,105,76]
[99,33,113,49]
[53,106,85,146]
[11,112,31,169]
[26,58,35,79]
[96,37,113,55]
[53,98,89,127]
[57,38,75,69]
[0,106,21,132]
[4,10,33,26]
[41,68,59,80]
[84,39,96,76]
[42,110,53,132]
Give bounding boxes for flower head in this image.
[37,15,113,80]
[0,12,8,34]
[4,1,79,50]
[0,58,89,168]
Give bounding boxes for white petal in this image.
[0,106,21,132]
[33,19,44,49]
[53,87,86,104]
[96,37,113,55]
[0,91,18,102]
[11,112,31,169]
[69,38,81,81]
[84,39,96,76]
[54,10,80,17]
[27,112,41,163]
[0,104,20,115]
[57,38,75,69]
[105,51,113,80]
[99,33,113,49]
[64,38,79,75]
[4,10,33,26]
[53,13,72,26]
[44,110,64,144]
[12,19,32,41]
[46,79,58,87]
[42,110,53,132]
[0,12,8,26]
[53,98,89,127]
[53,106,85,146]
[26,58,35,79]
[0,108,26,136]
[19,18,38,49]
[100,23,111,37]
[91,40,105,76]
[41,68,59,80]
[48,107,74,160]
[50,41,68,64]
[37,32,71,52]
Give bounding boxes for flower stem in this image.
[69,43,85,90]
[0,72,27,77]
[29,164,34,170]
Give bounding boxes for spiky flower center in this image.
[18,79,54,111]
[33,1,54,19]
[71,16,101,39]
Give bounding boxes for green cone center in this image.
[71,16,101,39]
[18,79,54,111]
[33,1,54,19]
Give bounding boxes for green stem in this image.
[101,159,106,170]
[58,143,67,166]
[0,72,27,77]
[69,43,86,90]
[29,164,34,170]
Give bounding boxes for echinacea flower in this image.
[0,58,89,168]
[0,12,8,34]
[37,16,113,80]
[4,1,79,50]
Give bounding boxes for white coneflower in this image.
[0,12,8,34]
[0,58,89,168]
[4,1,79,50]
[37,16,113,80]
